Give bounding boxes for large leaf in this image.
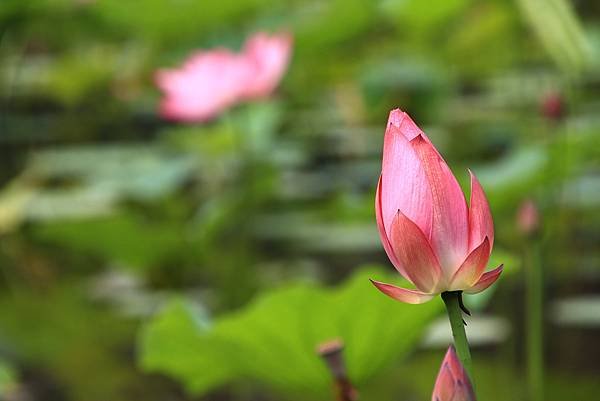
[137,298,237,393]
[138,267,443,399]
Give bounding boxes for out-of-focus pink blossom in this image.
[432,347,475,401]
[155,32,292,123]
[155,49,250,122]
[241,32,293,99]
[371,109,503,304]
[517,199,540,236]
[541,92,566,121]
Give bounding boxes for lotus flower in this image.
[155,32,292,122]
[155,49,251,122]
[241,32,293,99]
[432,347,476,401]
[371,109,503,304]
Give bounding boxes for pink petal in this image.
[388,109,442,157]
[370,279,434,304]
[387,109,405,127]
[450,237,491,290]
[375,176,412,282]
[443,347,464,379]
[432,365,457,401]
[381,122,433,240]
[468,170,494,253]
[154,49,252,122]
[453,381,476,401]
[241,31,292,99]
[389,211,442,292]
[432,347,475,401]
[464,264,504,294]
[410,135,469,274]
[388,109,424,140]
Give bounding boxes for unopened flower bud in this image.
[541,92,566,121]
[517,199,540,236]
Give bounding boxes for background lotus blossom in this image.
[432,347,476,401]
[3,1,599,399]
[155,49,250,122]
[371,109,503,304]
[155,32,292,123]
[240,32,293,99]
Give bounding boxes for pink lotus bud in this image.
[240,32,293,99]
[371,109,503,304]
[516,199,540,236]
[432,347,475,401]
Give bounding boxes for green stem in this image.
[526,240,544,401]
[441,291,473,381]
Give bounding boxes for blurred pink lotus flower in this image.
[156,49,250,122]
[371,109,503,304]
[432,347,476,401]
[155,32,292,122]
[241,32,293,99]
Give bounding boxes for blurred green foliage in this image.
[1,0,600,400]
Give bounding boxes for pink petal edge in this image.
[468,170,494,253]
[369,279,434,304]
[388,109,441,150]
[464,264,504,294]
[375,176,412,282]
[381,123,433,240]
[410,135,469,273]
[389,210,442,293]
[449,237,491,290]
[432,364,457,401]
[432,346,475,401]
[388,109,423,141]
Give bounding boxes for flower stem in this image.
[317,339,358,401]
[526,240,544,401]
[441,291,473,381]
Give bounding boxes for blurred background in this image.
[1,0,599,400]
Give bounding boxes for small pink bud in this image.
[432,347,475,401]
[541,92,566,121]
[517,199,540,236]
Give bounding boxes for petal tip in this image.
[433,346,475,401]
[464,264,503,294]
[370,279,434,304]
[387,108,407,128]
